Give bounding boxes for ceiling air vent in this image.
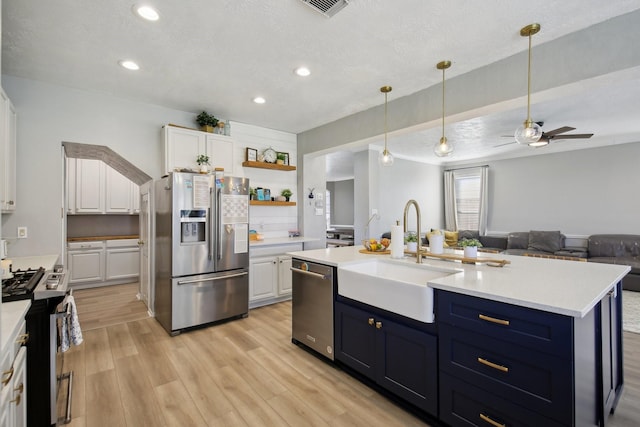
[298,0,349,18]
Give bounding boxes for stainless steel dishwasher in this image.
[291,258,336,360]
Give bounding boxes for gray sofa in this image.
[588,234,640,292]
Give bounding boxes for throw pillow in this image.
[507,232,529,249]
[458,230,480,241]
[528,230,563,253]
[444,230,458,247]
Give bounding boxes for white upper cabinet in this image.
[67,158,139,215]
[0,88,17,213]
[75,159,105,214]
[105,166,131,213]
[163,125,235,175]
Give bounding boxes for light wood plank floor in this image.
[62,284,640,427]
[73,283,149,330]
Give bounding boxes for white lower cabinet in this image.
[249,243,300,308]
[67,241,105,284]
[1,304,28,427]
[106,239,140,280]
[68,239,139,288]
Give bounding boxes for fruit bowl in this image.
[362,238,390,252]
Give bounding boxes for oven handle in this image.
[177,271,248,285]
[290,267,328,280]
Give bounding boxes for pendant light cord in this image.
[441,66,446,140]
[526,32,532,122]
[384,91,388,151]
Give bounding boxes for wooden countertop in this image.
[67,235,139,242]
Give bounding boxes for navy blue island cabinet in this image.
[334,300,439,417]
[437,284,623,427]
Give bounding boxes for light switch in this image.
[315,208,323,216]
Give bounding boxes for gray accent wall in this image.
[327,179,354,226]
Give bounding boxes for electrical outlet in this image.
[372,209,378,215]
[17,226,28,239]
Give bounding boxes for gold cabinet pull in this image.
[478,314,510,326]
[368,318,375,326]
[10,392,22,406]
[479,413,505,427]
[375,321,383,329]
[14,383,24,394]
[477,357,509,373]
[17,333,29,345]
[2,367,14,385]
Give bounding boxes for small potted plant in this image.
[405,232,419,253]
[196,154,210,173]
[276,152,286,165]
[459,238,483,258]
[196,111,219,133]
[281,188,293,201]
[249,187,257,200]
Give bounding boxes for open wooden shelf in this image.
[242,161,296,171]
[249,200,296,206]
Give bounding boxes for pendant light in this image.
[378,86,394,167]
[514,23,545,146]
[433,60,454,157]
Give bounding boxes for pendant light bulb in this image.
[514,23,542,146]
[434,60,453,157]
[379,86,394,167]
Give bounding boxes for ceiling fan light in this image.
[528,139,549,147]
[514,120,542,145]
[378,148,394,166]
[433,137,454,157]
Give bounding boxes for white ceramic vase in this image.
[464,246,478,258]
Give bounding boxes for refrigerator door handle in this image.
[217,188,223,261]
[177,271,248,285]
[208,187,214,260]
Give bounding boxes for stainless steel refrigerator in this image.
[154,172,250,335]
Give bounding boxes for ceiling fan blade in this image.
[543,126,576,137]
[550,133,594,140]
[494,141,516,148]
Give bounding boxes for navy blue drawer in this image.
[437,290,572,357]
[440,324,572,425]
[440,372,566,427]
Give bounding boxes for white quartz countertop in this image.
[1,300,30,353]
[287,246,630,318]
[7,254,60,271]
[250,236,319,247]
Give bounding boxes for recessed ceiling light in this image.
[253,97,266,104]
[295,67,311,77]
[119,60,140,71]
[133,4,159,21]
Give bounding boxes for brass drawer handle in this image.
[2,367,14,385]
[375,321,382,329]
[478,314,510,326]
[478,357,509,373]
[368,318,375,326]
[480,413,505,427]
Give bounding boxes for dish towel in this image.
[60,295,83,352]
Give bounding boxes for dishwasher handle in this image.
[290,266,328,280]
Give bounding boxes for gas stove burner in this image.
[1,267,45,302]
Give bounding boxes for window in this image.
[454,174,481,230]
[444,166,488,234]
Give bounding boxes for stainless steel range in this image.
[1,267,45,302]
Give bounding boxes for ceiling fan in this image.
[495,122,594,148]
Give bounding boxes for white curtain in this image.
[478,166,488,235]
[443,170,457,231]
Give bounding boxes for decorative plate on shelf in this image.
[263,147,277,163]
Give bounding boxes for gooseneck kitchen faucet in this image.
[403,199,422,263]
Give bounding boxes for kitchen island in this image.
[288,245,630,427]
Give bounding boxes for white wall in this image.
[0,76,297,256]
[463,142,640,236]
[231,122,298,238]
[327,179,354,226]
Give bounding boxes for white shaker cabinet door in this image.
[249,256,278,302]
[163,126,206,174]
[75,159,105,213]
[105,166,131,213]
